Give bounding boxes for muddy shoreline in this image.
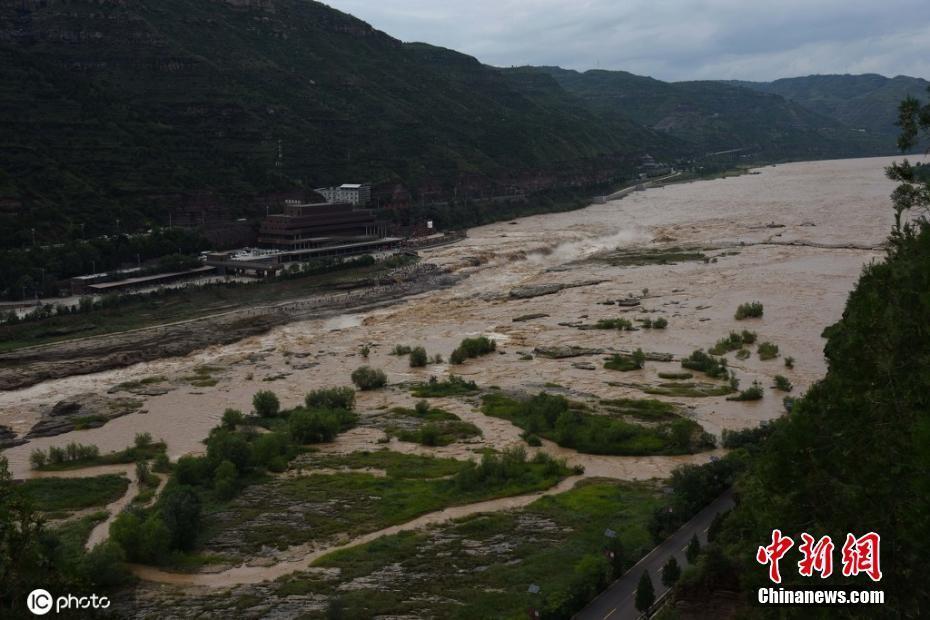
[0,267,463,392]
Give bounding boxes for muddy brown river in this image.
[0,155,908,588]
[1,156,902,483]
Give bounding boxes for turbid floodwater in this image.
[0,155,901,479]
[0,158,908,587]
[0,157,907,588]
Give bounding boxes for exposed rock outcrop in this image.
[508,280,605,299]
[26,394,143,438]
[0,425,24,449]
[533,345,604,359]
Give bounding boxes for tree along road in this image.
[575,489,736,620]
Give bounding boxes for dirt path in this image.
[30,463,168,551]
[130,474,586,587]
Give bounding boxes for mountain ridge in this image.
[529,66,900,159]
[0,0,919,250]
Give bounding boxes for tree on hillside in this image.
[252,390,280,417]
[635,569,656,613]
[686,534,701,563]
[160,487,201,551]
[662,557,681,587]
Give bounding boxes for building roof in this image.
[86,266,215,291]
[339,183,364,189]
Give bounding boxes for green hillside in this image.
[532,66,892,159]
[0,0,675,250]
[734,73,930,141]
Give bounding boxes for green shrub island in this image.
[481,392,713,456]
[450,336,497,364]
[351,366,388,390]
[734,301,764,320]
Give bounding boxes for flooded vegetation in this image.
[0,156,900,615]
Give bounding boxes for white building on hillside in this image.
[316,183,372,206]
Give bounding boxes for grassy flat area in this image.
[33,442,167,472]
[0,257,415,353]
[196,450,572,561]
[385,406,482,446]
[482,392,714,455]
[268,479,662,619]
[20,475,129,512]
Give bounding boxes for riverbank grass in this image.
[193,449,572,562]
[482,392,713,455]
[274,480,663,619]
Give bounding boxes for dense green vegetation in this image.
[639,317,669,329]
[680,350,730,379]
[736,74,930,144]
[720,423,776,451]
[604,349,646,371]
[734,301,764,320]
[708,330,756,355]
[726,381,765,402]
[532,67,892,160]
[408,346,428,368]
[594,317,635,331]
[599,398,682,422]
[674,108,930,616]
[410,375,480,397]
[385,403,482,446]
[197,448,572,561]
[109,389,356,565]
[0,0,678,255]
[0,228,207,301]
[30,435,167,471]
[19,475,130,513]
[773,375,794,392]
[304,387,356,411]
[450,336,497,364]
[1,457,134,614]
[647,455,746,543]
[757,341,780,360]
[482,392,713,455]
[351,366,388,390]
[263,480,662,619]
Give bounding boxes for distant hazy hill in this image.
[731,74,930,141]
[0,0,674,248]
[533,67,892,159]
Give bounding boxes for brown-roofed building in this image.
[258,201,379,251]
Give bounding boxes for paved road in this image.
[576,489,736,620]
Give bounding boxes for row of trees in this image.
[112,387,358,563]
[0,228,207,300]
